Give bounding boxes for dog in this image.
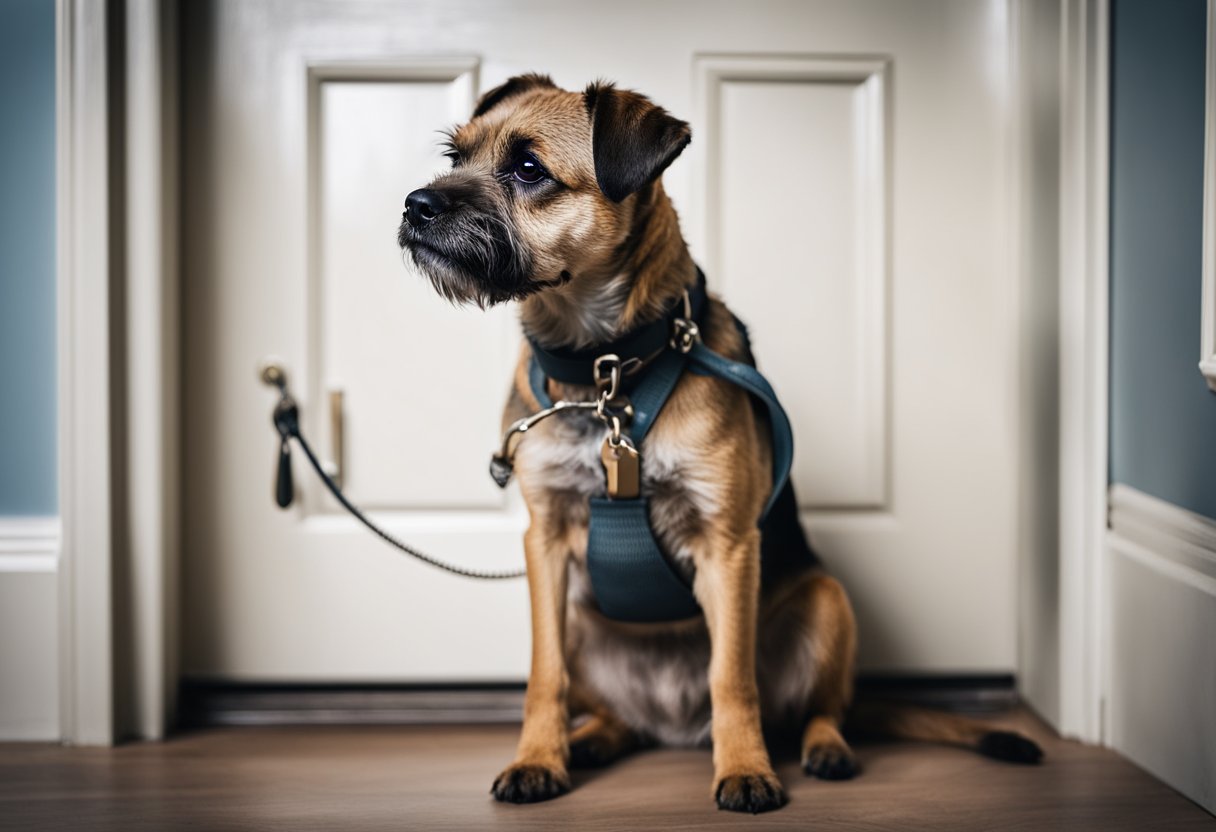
[398,74,1043,813]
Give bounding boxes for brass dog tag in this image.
[601,436,640,499]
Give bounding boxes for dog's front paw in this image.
[713,771,788,814]
[491,762,570,804]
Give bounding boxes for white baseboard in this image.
[1106,485,1216,814]
[0,517,61,740]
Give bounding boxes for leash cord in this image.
[280,402,527,580]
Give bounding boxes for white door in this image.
[182,0,1020,681]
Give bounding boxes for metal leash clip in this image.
[489,354,635,489]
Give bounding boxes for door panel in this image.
[312,62,516,511]
[183,0,1018,680]
[702,56,889,510]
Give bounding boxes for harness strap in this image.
[687,339,793,519]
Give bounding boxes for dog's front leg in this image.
[491,521,571,804]
[696,527,788,813]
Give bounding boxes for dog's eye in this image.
[512,154,546,184]
[443,150,461,168]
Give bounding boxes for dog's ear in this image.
[584,82,692,203]
[473,73,556,119]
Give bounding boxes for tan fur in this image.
[403,77,1040,813]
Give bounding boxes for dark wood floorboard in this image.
[0,709,1211,831]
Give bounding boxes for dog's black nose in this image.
[404,188,450,228]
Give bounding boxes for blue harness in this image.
[495,270,815,623]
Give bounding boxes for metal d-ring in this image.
[669,291,700,354]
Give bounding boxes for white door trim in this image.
[57,0,118,746]
[55,0,180,744]
[1200,0,1216,392]
[1056,0,1110,744]
[123,0,181,741]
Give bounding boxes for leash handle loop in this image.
[265,372,525,580]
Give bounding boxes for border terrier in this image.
[398,74,1043,813]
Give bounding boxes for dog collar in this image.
[525,268,709,387]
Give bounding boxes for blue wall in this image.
[1109,0,1216,521]
[0,0,57,516]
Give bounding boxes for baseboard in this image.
[178,680,528,727]
[177,673,1019,729]
[1106,484,1216,815]
[0,518,60,740]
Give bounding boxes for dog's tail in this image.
[846,700,1044,764]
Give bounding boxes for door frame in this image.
[56,0,180,743]
[1054,0,1110,744]
[54,0,1110,743]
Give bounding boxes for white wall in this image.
[0,0,61,742]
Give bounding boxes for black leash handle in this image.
[266,367,525,580]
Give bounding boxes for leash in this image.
[264,365,527,580]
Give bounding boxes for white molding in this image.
[1057,0,1110,744]
[56,0,116,747]
[1108,525,1216,609]
[0,518,60,572]
[1201,0,1216,392]
[0,517,61,550]
[1109,484,1216,581]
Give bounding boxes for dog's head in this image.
[398,74,691,308]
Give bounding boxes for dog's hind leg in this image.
[847,701,1044,764]
[564,678,646,769]
[791,572,861,780]
[568,711,646,769]
[776,575,1043,767]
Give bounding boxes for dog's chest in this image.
[513,407,718,603]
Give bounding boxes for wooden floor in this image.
[1,709,1211,831]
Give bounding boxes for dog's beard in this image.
[399,210,537,309]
